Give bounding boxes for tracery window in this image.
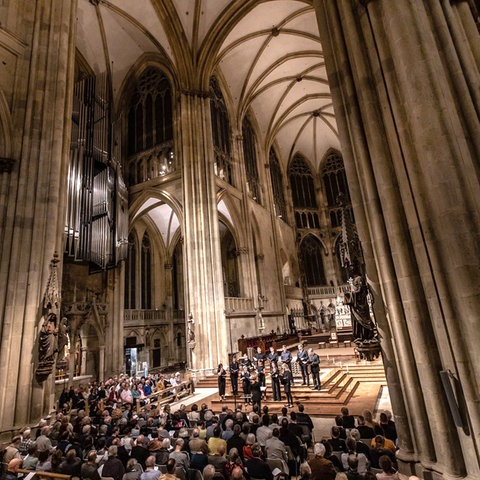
[299,235,327,286]
[141,232,153,309]
[269,148,287,221]
[289,154,319,229]
[124,233,137,309]
[210,77,233,185]
[127,67,174,185]
[322,151,352,228]
[242,117,261,203]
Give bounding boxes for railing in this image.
[224,297,255,313]
[124,309,187,326]
[127,142,175,186]
[124,309,166,323]
[306,284,351,298]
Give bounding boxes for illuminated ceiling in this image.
[76,0,340,243]
[76,0,339,171]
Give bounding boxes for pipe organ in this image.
[65,73,128,269]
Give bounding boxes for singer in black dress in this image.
[218,363,227,400]
[270,362,282,401]
[281,364,294,407]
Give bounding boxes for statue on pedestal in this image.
[36,312,58,379]
[187,313,195,350]
[344,276,375,341]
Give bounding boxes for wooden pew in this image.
[16,469,72,480]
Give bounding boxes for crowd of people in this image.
[0,373,402,480]
[0,343,403,480]
[221,344,321,409]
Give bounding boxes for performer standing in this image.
[267,346,278,366]
[281,364,294,408]
[250,373,262,411]
[253,346,265,366]
[280,345,293,384]
[218,363,227,400]
[241,365,252,405]
[229,355,239,396]
[296,343,310,386]
[242,353,254,372]
[270,362,282,401]
[256,359,266,400]
[280,345,292,369]
[307,348,321,390]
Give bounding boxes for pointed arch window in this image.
[124,232,137,309]
[220,221,240,297]
[127,67,174,185]
[299,235,326,286]
[289,154,319,228]
[210,77,233,185]
[242,117,261,203]
[322,151,352,228]
[269,148,287,221]
[141,232,153,309]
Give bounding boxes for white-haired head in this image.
[314,442,326,457]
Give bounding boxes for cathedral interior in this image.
[1,0,480,477]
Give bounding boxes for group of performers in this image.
[216,343,321,409]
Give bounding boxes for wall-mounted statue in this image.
[35,312,58,380]
[344,276,375,341]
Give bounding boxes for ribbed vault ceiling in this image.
[76,0,340,173]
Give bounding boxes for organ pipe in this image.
[65,73,128,269]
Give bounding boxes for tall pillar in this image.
[179,90,228,372]
[232,132,257,302]
[0,0,77,429]
[99,345,105,383]
[106,266,124,377]
[314,0,480,475]
[80,347,88,377]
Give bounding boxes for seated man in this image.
[356,415,375,439]
[245,444,273,480]
[328,426,347,453]
[308,443,336,480]
[340,407,355,429]
[207,444,228,477]
[369,436,397,469]
[160,458,178,480]
[141,456,161,480]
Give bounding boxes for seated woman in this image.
[376,455,399,480]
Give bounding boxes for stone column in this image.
[98,345,105,383]
[178,90,228,372]
[107,266,124,376]
[232,132,257,301]
[314,0,480,475]
[80,347,88,376]
[0,0,77,428]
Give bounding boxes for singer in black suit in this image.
[296,343,310,386]
[229,355,239,396]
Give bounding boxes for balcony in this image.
[224,297,255,314]
[124,309,185,326]
[306,284,351,298]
